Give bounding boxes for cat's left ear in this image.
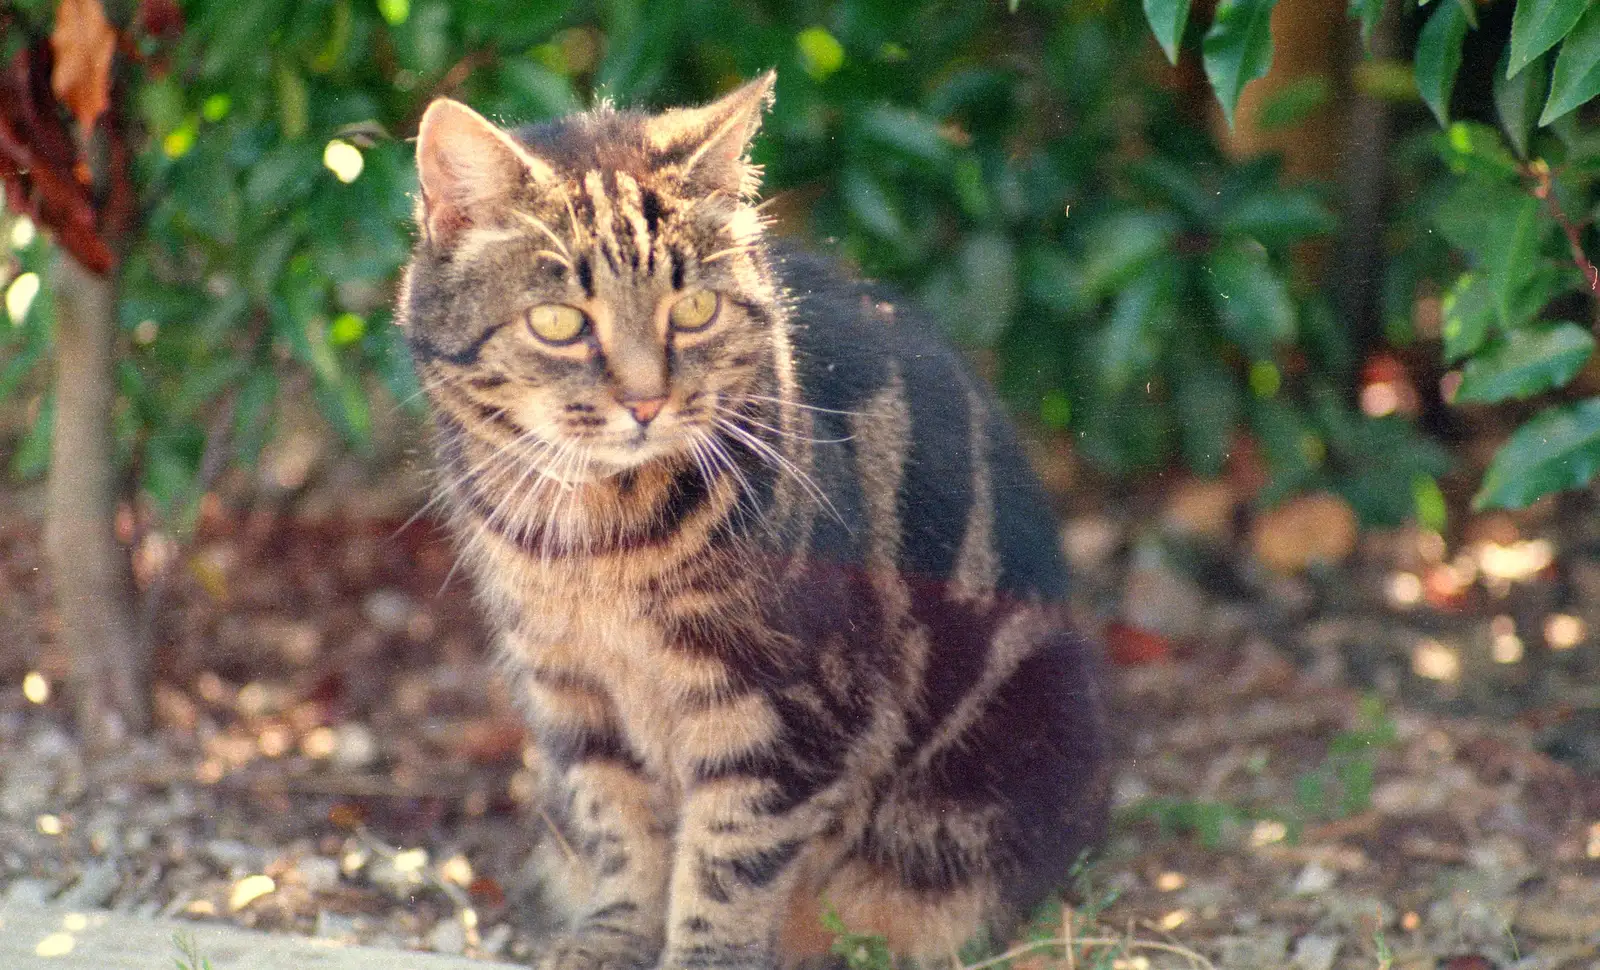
[648,71,775,198]
[414,98,560,248]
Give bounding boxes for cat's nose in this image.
[621,395,667,426]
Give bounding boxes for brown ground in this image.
[1,458,1598,970]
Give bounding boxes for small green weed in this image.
[1373,928,1393,970]
[171,931,214,970]
[820,902,894,970]
[1123,694,1400,850]
[1293,694,1398,822]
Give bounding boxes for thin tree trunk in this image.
[1335,5,1397,350]
[45,250,145,748]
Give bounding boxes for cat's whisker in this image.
[714,415,844,529]
[692,426,755,513]
[730,393,864,419]
[511,209,573,260]
[543,443,593,559]
[690,429,765,538]
[466,421,565,543]
[559,192,587,251]
[389,382,437,416]
[528,437,580,558]
[700,244,756,265]
[393,485,455,539]
[470,429,557,507]
[684,430,719,495]
[496,446,560,542]
[424,427,543,532]
[712,403,853,445]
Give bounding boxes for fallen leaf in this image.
[228,873,277,911]
[1161,477,1239,543]
[1106,622,1173,666]
[49,0,117,139]
[1251,492,1359,574]
[467,876,505,907]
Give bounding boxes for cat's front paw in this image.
[658,943,777,970]
[535,932,659,970]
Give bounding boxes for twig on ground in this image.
[958,934,1215,970]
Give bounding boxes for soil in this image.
[1,455,1598,970]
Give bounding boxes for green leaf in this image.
[232,366,277,468]
[797,26,845,81]
[1207,242,1295,357]
[137,77,185,137]
[1436,121,1522,180]
[1454,322,1595,403]
[1126,157,1217,224]
[314,374,373,450]
[1484,195,1545,328]
[1249,396,1319,503]
[1299,295,1355,382]
[1312,389,1451,525]
[1541,1,1600,125]
[1348,0,1386,47]
[274,62,309,141]
[856,106,953,168]
[1413,474,1449,533]
[1022,245,1080,315]
[954,232,1019,346]
[1508,0,1589,79]
[1476,397,1600,508]
[1353,58,1419,101]
[1079,212,1177,301]
[1171,349,1240,476]
[143,433,200,517]
[1432,180,1525,256]
[1441,272,1495,363]
[1144,0,1193,64]
[1221,187,1335,247]
[1508,263,1584,330]
[494,60,581,119]
[10,391,52,479]
[840,168,909,246]
[1257,75,1332,130]
[1415,0,1470,126]
[198,0,287,79]
[1100,259,1178,392]
[1493,47,1548,157]
[1202,0,1280,128]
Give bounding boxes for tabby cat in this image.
[399,72,1110,970]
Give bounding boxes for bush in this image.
[2,0,1599,531]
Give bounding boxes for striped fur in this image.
[399,74,1110,970]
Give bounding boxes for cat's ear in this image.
[648,71,775,198]
[414,98,559,247]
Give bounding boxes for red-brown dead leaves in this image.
[48,0,116,139]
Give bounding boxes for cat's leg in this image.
[522,671,674,970]
[657,691,849,970]
[802,622,1110,962]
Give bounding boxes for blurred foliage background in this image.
[4,0,1600,533]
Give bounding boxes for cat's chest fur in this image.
[472,542,729,787]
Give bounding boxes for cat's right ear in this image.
[414,99,558,248]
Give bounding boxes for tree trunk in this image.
[45,250,145,748]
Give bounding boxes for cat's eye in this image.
[526,304,589,346]
[669,289,720,333]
